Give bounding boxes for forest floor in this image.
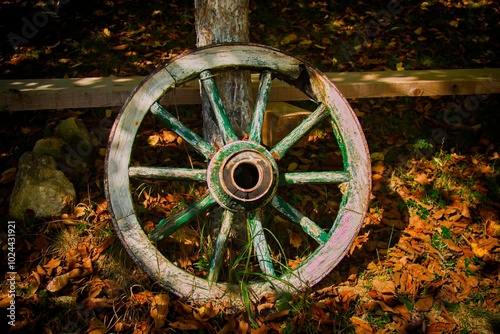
[0,0,500,333]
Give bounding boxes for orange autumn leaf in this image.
[170,318,205,331]
[150,293,170,329]
[426,322,456,333]
[289,231,302,248]
[471,242,491,258]
[350,316,374,333]
[193,301,219,322]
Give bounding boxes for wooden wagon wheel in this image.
[105,44,370,306]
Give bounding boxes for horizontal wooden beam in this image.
[1,69,499,111]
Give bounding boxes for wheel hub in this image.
[207,141,279,212]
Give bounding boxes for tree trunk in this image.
[194,0,253,147]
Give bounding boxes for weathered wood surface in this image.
[195,0,253,144]
[2,68,499,111]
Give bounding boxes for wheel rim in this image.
[105,43,371,305]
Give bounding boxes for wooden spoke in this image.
[248,71,273,143]
[207,210,234,282]
[150,102,215,159]
[247,210,275,277]
[271,195,329,245]
[148,194,216,241]
[200,70,238,143]
[270,104,327,160]
[279,171,350,185]
[129,166,206,182]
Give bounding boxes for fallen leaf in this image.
[350,316,373,333]
[170,319,205,330]
[414,173,430,185]
[193,301,219,322]
[415,295,433,311]
[371,278,396,295]
[43,258,62,276]
[471,242,491,258]
[150,293,170,328]
[350,231,370,255]
[287,162,298,172]
[281,33,297,45]
[289,231,302,248]
[0,167,16,184]
[87,318,106,334]
[46,273,70,292]
[102,28,111,37]
[426,322,456,333]
[370,152,385,161]
[111,43,129,51]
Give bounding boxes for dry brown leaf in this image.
[414,173,430,185]
[289,231,302,248]
[147,133,160,146]
[350,231,370,255]
[96,235,116,254]
[46,273,70,292]
[193,301,219,322]
[235,314,250,333]
[111,43,129,51]
[350,316,374,333]
[84,297,115,310]
[0,167,16,184]
[486,220,500,237]
[393,304,411,321]
[87,318,106,334]
[471,242,491,258]
[415,295,434,311]
[170,318,205,330]
[0,295,12,308]
[426,322,456,333]
[150,293,169,328]
[372,161,385,174]
[133,291,152,305]
[287,162,298,172]
[251,324,270,334]
[160,130,178,143]
[288,256,305,269]
[43,257,61,276]
[263,309,290,322]
[407,263,433,282]
[372,278,396,295]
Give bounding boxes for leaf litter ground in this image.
[1,0,500,333]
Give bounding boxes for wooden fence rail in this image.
[1,68,499,112]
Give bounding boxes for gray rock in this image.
[55,117,93,168]
[9,152,76,219]
[33,137,67,161]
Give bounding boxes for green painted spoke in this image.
[271,104,327,160]
[207,210,233,282]
[150,102,215,160]
[247,210,275,277]
[200,70,238,143]
[279,171,350,185]
[248,71,273,143]
[149,194,216,241]
[129,166,206,182]
[271,196,329,245]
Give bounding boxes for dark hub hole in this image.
[233,163,260,190]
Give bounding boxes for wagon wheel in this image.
[105,43,370,306]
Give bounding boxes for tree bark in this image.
[194,0,253,147]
